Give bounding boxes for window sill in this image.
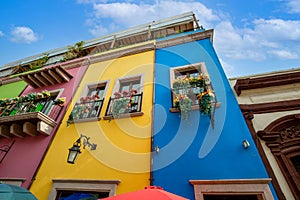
[68,117,101,124]
[102,112,144,120]
[169,102,221,113]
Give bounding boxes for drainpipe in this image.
[149,41,157,186]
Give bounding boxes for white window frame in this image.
[48,179,120,200]
[190,179,274,200]
[112,74,144,96]
[169,62,210,88]
[80,80,110,101]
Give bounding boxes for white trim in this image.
[169,62,207,87]
[112,74,144,96]
[48,179,120,200]
[81,80,110,100]
[190,179,274,200]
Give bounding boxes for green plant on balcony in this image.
[11,54,49,75]
[0,90,63,117]
[173,94,193,120]
[67,94,101,125]
[172,74,214,119]
[62,41,85,62]
[188,74,207,88]
[197,89,214,115]
[112,97,130,119]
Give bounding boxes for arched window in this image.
[258,114,300,197]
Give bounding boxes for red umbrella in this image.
[101,186,188,200]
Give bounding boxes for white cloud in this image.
[88,1,219,36]
[267,50,298,59]
[214,18,300,61]
[0,31,4,37]
[10,26,39,44]
[80,0,300,63]
[286,0,300,13]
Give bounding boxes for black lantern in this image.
[67,134,97,164]
[67,138,82,164]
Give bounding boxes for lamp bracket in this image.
[79,134,97,150]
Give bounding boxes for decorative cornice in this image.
[90,42,155,64]
[156,29,213,49]
[234,71,300,96]
[52,179,120,185]
[190,178,271,185]
[240,99,300,114]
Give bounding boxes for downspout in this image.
[149,40,156,186]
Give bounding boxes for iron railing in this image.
[0,97,63,121]
[171,85,208,106]
[105,93,143,117]
[69,99,104,121]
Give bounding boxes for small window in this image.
[104,75,144,119]
[170,63,215,115]
[290,155,300,177]
[118,76,142,94]
[49,179,119,200]
[87,84,106,99]
[56,190,109,200]
[68,82,108,123]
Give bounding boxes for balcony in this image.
[0,95,63,138]
[103,93,143,120]
[67,99,104,124]
[170,86,220,114]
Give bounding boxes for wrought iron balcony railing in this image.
[104,93,143,119]
[0,97,64,138]
[68,99,104,123]
[172,85,208,106]
[0,97,62,120]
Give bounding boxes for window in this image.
[68,82,108,123]
[170,63,215,115]
[291,155,300,177]
[258,115,300,198]
[56,190,109,200]
[104,75,144,119]
[48,179,119,200]
[190,179,274,200]
[119,79,141,94]
[204,194,259,200]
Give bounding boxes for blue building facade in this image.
[152,30,277,200]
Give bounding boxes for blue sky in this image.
[1,0,300,77]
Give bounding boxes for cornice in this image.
[234,71,300,96]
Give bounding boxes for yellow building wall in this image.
[30,50,154,199]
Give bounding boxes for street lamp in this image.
[67,134,97,164]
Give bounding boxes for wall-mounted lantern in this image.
[67,134,97,164]
[242,139,250,149]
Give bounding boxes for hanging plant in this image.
[197,90,214,115]
[174,94,193,120]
